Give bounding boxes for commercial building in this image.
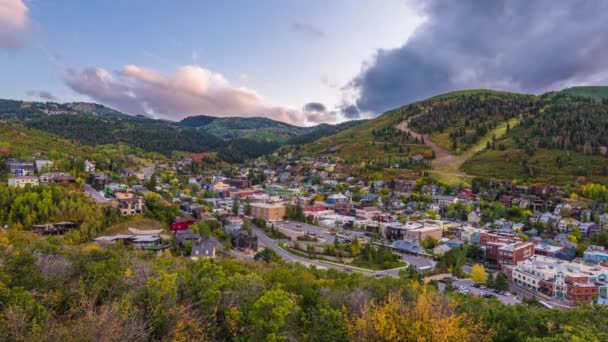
[250,202,286,221]
[584,245,608,263]
[505,255,608,303]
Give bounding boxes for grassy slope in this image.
[462,124,608,184]
[0,123,94,159]
[302,110,428,162]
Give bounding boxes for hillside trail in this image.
[396,119,471,173]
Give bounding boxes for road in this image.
[250,226,407,277]
[508,283,573,308]
[84,184,110,203]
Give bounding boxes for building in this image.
[171,217,197,231]
[35,160,53,173]
[482,233,534,267]
[467,210,482,225]
[39,172,67,183]
[355,206,382,220]
[190,239,218,259]
[85,159,96,172]
[326,193,349,205]
[8,176,39,187]
[506,255,608,303]
[584,245,608,263]
[224,177,251,189]
[7,159,35,176]
[250,202,286,221]
[405,225,442,242]
[232,229,258,250]
[117,196,145,216]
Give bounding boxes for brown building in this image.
[250,202,286,221]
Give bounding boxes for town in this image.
[7,150,608,309]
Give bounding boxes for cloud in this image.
[64,64,305,124]
[303,102,337,124]
[0,0,29,49]
[26,90,58,101]
[290,22,325,40]
[341,104,360,119]
[349,0,608,115]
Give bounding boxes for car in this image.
[483,293,496,298]
[472,283,481,288]
[479,291,485,296]
[344,267,352,272]
[480,285,487,289]
[296,224,302,227]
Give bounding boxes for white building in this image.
[8,176,39,188]
[35,160,53,173]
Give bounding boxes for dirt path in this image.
[396,120,470,172]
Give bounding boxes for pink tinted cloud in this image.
[0,0,29,49]
[65,64,305,124]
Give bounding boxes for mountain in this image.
[0,99,360,162]
[302,89,608,185]
[0,99,224,155]
[180,115,308,143]
[561,86,608,100]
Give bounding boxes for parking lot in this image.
[274,220,370,245]
[438,278,521,305]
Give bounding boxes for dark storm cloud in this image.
[302,102,336,123]
[341,104,360,119]
[350,0,608,115]
[26,90,58,101]
[304,102,326,112]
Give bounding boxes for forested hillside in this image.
[0,100,224,155]
[0,100,359,161]
[301,89,608,184]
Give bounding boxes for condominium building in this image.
[505,255,608,303]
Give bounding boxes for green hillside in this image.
[0,100,224,155]
[302,89,608,184]
[0,99,360,162]
[561,86,608,100]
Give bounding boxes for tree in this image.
[232,197,240,215]
[471,264,487,285]
[249,288,297,341]
[486,273,495,289]
[345,289,492,342]
[494,273,509,292]
[244,198,252,216]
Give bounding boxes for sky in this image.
[1,0,608,126]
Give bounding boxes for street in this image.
[84,183,110,203]
[250,226,406,276]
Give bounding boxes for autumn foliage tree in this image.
[345,287,493,342]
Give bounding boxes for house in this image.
[35,160,53,173]
[85,159,96,172]
[94,234,169,251]
[326,193,349,205]
[600,213,608,229]
[190,239,219,259]
[117,196,145,216]
[90,172,112,191]
[584,245,608,263]
[175,229,201,247]
[8,176,39,187]
[39,172,67,183]
[391,239,425,255]
[232,229,258,250]
[579,222,600,237]
[7,159,35,176]
[467,210,482,225]
[171,217,197,231]
[433,244,452,256]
